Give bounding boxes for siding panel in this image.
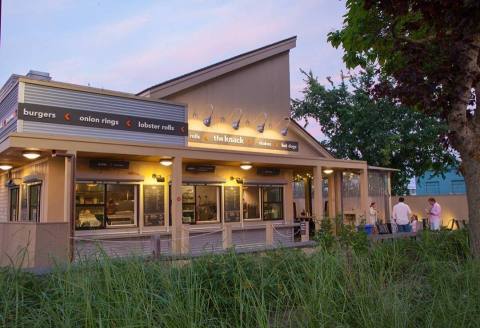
[22,83,187,146]
[232,228,266,249]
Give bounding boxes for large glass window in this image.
[17,183,42,222]
[182,185,221,223]
[224,186,240,222]
[263,186,283,220]
[20,185,28,221]
[28,184,41,222]
[106,184,135,226]
[243,186,260,220]
[182,186,195,224]
[75,183,137,230]
[144,185,165,226]
[9,187,19,221]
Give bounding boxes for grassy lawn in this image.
[1,230,479,327]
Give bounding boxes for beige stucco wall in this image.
[0,222,69,268]
[397,195,468,227]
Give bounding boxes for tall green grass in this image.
[0,230,478,327]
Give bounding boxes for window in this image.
[263,186,283,220]
[425,181,440,195]
[75,183,137,230]
[293,181,305,199]
[182,186,195,224]
[9,187,19,221]
[243,186,260,220]
[144,185,165,226]
[18,183,42,222]
[451,180,466,194]
[182,185,221,223]
[28,184,41,222]
[224,186,240,222]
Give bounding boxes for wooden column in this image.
[327,174,336,219]
[360,167,369,224]
[170,157,183,254]
[312,165,323,231]
[284,176,294,224]
[335,171,343,216]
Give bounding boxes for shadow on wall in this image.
[392,195,468,227]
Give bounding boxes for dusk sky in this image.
[0,0,347,138]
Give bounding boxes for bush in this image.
[0,230,478,327]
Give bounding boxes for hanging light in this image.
[203,104,214,127]
[240,162,253,170]
[281,117,291,136]
[232,108,243,130]
[257,112,268,133]
[0,164,12,171]
[160,158,173,166]
[323,169,334,174]
[22,151,41,160]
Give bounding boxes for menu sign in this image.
[17,103,188,136]
[189,130,299,152]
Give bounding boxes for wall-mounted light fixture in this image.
[232,108,243,130]
[22,151,41,160]
[281,117,291,136]
[257,112,268,133]
[203,104,214,127]
[323,169,334,174]
[160,157,173,167]
[240,162,253,170]
[152,174,165,182]
[0,164,12,171]
[230,176,244,184]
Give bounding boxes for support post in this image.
[223,225,232,249]
[266,223,274,246]
[328,174,336,219]
[170,157,183,255]
[360,167,369,225]
[313,166,323,231]
[181,227,190,254]
[301,220,310,242]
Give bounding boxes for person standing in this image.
[369,202,378,224]
[392,197,412,233]
[427,198,442,231]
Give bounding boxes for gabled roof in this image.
[290,120,334,159]
[137,36,297,98]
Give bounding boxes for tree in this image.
[327,0,480,256]
[291,68,456,195]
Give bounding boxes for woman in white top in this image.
[369,202,378,225]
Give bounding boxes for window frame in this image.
[75,182,138,230]
[8,186,19,222]
[223,185,241,223]
[425,181,440,195]
[242,185,262,221]
[182,184,222,224]
[451,180,466,194]
[143,184,166,227]
[28,183,42,223]
[261,185,284,221]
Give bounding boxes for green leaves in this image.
[292,68,457,194]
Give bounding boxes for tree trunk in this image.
[461,157,480,257]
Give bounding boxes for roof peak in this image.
[137,36,297,97]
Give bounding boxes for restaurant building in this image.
[0,37,393,268]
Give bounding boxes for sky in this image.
[0,0,347,139]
